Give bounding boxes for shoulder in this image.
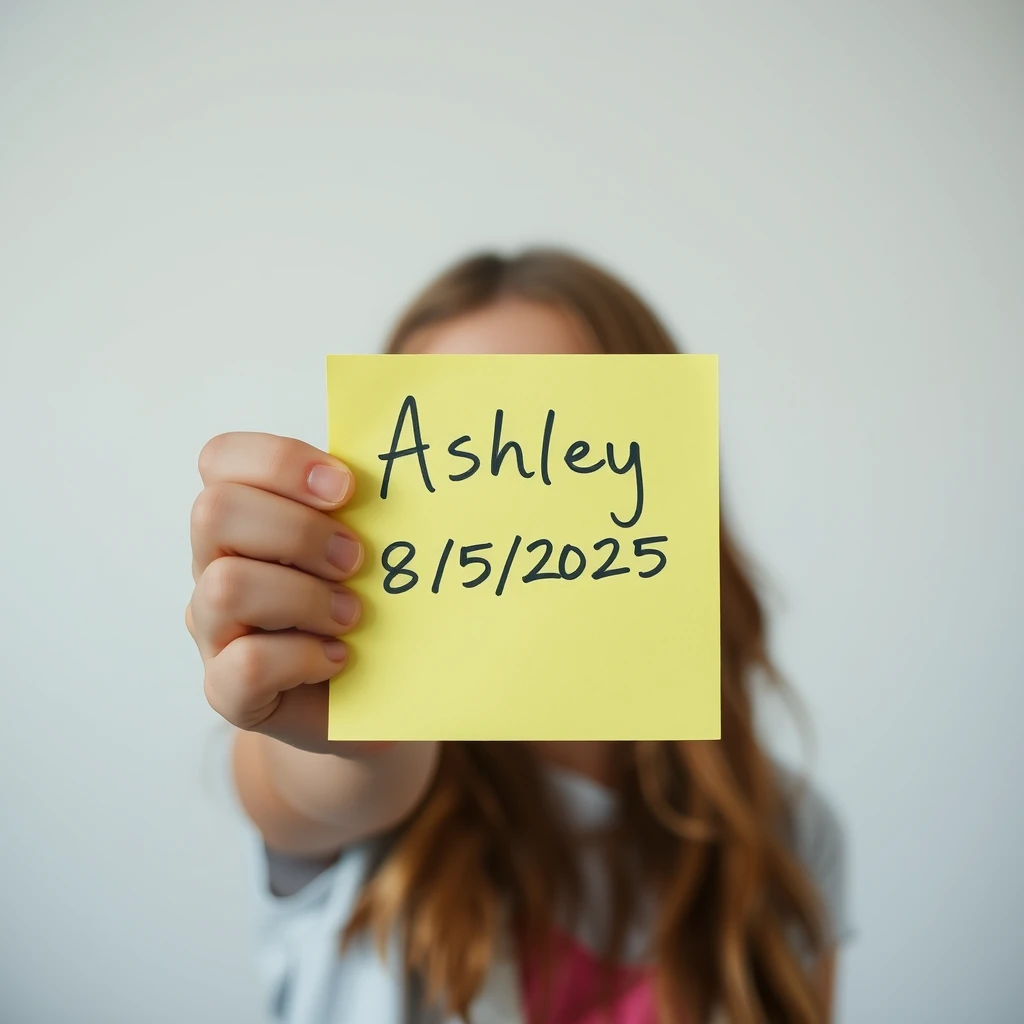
[773,761,853,949]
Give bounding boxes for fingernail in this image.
[308,464,352,503]
[331,590,361,627]
[323,639,347,662]
[327,533,363,574]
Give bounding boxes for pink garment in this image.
[519,927,660,1024]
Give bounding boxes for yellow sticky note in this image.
[326,354,720,740]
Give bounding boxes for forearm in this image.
[232,729,440,855]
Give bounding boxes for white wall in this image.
[1,2,1021,1021]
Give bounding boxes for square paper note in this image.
[326,354,720,740]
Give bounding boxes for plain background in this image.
[2,2,1022,1021]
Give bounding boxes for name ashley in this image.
[378,395,645,529]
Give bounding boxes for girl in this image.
[187,249,849,1023]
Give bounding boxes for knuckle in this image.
[198,433,231,482]
[265,435,305,489]
[190,482,232,541]
[205,641,282,730]
[229,637,268,692]
[199,556,246,615]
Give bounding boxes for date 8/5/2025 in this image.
[379,534,669,596]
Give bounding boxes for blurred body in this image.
[187,251,847,1023]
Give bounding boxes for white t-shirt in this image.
[238,760,850,1024]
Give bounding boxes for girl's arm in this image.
[233,731,439,856]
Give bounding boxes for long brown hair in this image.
[344,249,828,1022]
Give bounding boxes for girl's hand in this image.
[186,432,377,756]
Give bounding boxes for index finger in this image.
[198,432,355,510]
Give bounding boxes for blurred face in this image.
[402,297,596,356]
